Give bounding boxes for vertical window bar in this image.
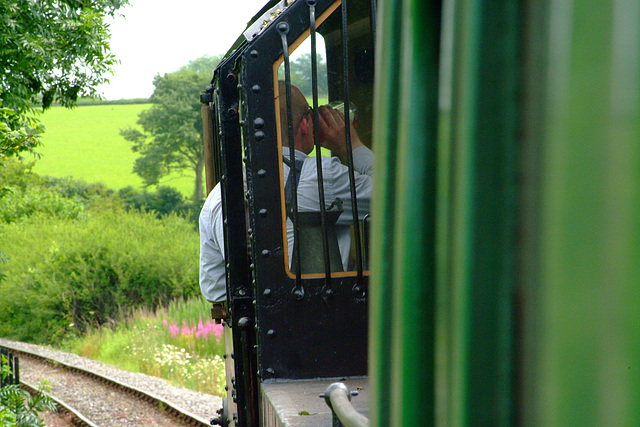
[370,0,377,46]
[308,0,334,284]
[213,90,224,184]
[341,0,365,282]
[278,22,303,288]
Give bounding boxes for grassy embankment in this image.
[16,103,223,395]
[34,103,193,197]
[64,298,226,396]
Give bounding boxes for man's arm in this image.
[199,185,228,303]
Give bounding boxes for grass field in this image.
[33,104,194,196]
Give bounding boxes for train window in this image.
[272,0,374,278]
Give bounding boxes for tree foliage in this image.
[278,53,328,98]
[121,55,224,203]
[0,0,128,157]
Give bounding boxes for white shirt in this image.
[282,146,374,269]
[199,145,374,302]
[199,184,226,302]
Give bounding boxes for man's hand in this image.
[316,105,363,162]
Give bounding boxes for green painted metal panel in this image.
[368,0,403,424]
[524,0,640,424]
[435,0,519,424]
[369,0,440,425]
[389,0,441,425]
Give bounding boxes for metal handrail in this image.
[320,383,369,427]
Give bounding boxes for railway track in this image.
[0,342,212,426]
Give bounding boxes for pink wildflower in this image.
[212,323,223,340]
[196,319,207,339]
[162,319,167,327]
[169,324,179,337]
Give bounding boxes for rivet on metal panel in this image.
[292,288,305,300]
[238,288,246,296]
[238,317,251,330]
[263,288,272,297]
[226,72,236,82]
[325,288,334,298]
[267,329,276,338]
[254,117,264,128]
[252,84,261,93]
[261,249,271,258]
[266,367,275,374]
[257,169,267,178]
[259,209,268,217]
[277,22,289,34]
[250,49,259,58]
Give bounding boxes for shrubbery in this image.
[0,186,85,223]
[118,185,202,224]
[0,159,201,344]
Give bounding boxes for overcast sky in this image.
[97,0,269,100]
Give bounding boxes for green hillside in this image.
[33,104,194,196]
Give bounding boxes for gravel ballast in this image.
[0,337,222,424]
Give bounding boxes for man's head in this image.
[278,81,314,154]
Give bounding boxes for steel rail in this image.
[20,379,99,427]
[0,343,210,427]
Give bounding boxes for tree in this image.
[121,55,224,203]
[0,0,129,158]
